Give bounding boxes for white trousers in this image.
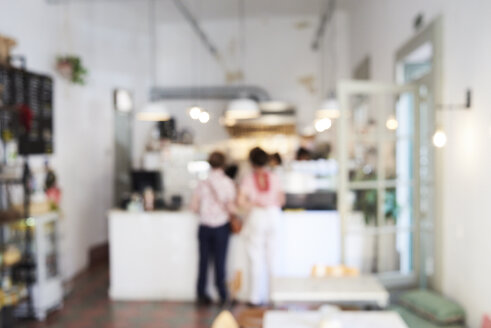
[244,207,281,305]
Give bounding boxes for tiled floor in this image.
[18,264,237,328]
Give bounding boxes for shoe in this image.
[196,295,212,306]
[246,301,262,308]
[218,298,227,308]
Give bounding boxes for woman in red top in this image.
[238,147,285,306]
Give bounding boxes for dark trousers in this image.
[197,223,230,301]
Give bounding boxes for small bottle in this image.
[143,187,155,211]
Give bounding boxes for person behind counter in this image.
[269,153,282,168]
[190,151,236,306]
[238,147,285,306]
[296,147,312,161]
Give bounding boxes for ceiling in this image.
[48,0,349,22]
[161,0,350,21]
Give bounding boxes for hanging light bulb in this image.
[188,106,202,120]
[432,128,447,148]
[315,117,332,133]
[386,115,399,130]
[199,111,210,124]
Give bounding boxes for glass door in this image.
[414,73,435,288]
[337,81,420,287]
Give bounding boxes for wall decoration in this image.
[56,55,88,85]
[0,65,54,155]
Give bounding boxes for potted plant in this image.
[56,55,88,85]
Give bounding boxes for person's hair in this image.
[249,147,269,167]
[296,147,311,160]
[224,164,239,180]
[208,151,226,169]
[270,153,282,165]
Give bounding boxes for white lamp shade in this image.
[317,97,340,119]
[226,98,260,120]
[137,101,171,121]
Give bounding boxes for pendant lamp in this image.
[137,0,171,122]
[226,98,260,120]
[317,92,340,119]
[136,101,171,122]
[225,0,261,121]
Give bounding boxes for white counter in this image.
[108,210,341,301]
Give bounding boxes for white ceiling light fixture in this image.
[137,0,172,122]
[315,0,340,121]
[386,115,399,131]
[136,101,171,122]
[225,0,261,122]
[317,93,340,119]
[226,98,260,120]
[260,100,293,112]
[432,127,447,148]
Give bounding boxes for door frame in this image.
[395,16,443,291]
[336,80,420,287]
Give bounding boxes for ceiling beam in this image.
[171,0,219,59]
[311,0,336,51]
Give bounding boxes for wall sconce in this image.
[433,89,472,148]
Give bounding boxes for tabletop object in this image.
[271,276,389,308]
[264,311,408,328]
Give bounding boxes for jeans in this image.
[197,222,230,301]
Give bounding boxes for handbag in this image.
[206,180,242,234]
[229,214,243,234]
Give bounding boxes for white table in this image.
[264,311,408,328]
[271,276,390,308]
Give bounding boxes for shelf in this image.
[0,172,23,184]
[0,209,22,225]
[0,284,28,308]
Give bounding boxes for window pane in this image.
[351,189,378,226]
[345,230,413,275]
[349,141,378,182]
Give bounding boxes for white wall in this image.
[346,0,491,326]
[0,0,150,279]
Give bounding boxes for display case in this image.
[14,212,62,321]
[282,159,338,210]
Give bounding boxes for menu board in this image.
[0,65,53,155]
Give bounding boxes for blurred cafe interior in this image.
[0,0,490,327]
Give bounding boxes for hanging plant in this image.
[56,55,88,85]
